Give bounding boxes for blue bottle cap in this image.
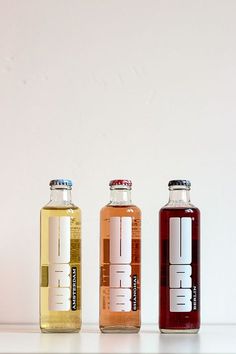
[49,179,73,187]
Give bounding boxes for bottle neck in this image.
[167,187,191,207]
[49,187,72,206]
[109,188,132,205]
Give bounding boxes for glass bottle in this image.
[159,180,200,333]
[40,179,81,332]
[99,179,141,333]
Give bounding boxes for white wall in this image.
[0,0,235,324]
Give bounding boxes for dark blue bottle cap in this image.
[168,180,191,187]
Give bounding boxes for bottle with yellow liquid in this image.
[40,179,81,332]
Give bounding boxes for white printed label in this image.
[169,217,192,312]
[110,288,132,312]
[109,217,132,312]
[48,216,71,311]
[49,217,70,264]
[49,288,71,311]
[170,289,192,312]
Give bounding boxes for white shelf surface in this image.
[0,324,236,354]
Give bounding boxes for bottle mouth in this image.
[109,179,132,190]
[50,185,72,190]
[169,185,190,191]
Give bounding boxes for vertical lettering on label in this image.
[169,217,192,312]
[109,217,132,312]
[132,275,138,311]
[48,217,71,311]
[71,267,77,311]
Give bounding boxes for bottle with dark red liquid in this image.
[159,180,200,333]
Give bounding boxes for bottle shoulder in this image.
[42,201,80,210]
[161,201,198,210]
[41,203,81,216]
[159,205,200,217]
[102,203,140,209]
[100,204,141,216]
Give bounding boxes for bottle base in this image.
[160,328,199,334]
[41,327,81,333]
[100,326,140,334]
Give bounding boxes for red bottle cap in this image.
[109,179,132,187]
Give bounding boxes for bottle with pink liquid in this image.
[99,179,141,333]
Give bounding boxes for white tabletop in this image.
[0,324,236,354]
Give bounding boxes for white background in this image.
[0,0,235,325]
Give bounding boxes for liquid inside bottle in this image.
[40,179,81,332]
[99,179,141,333]
[159,180,200,333]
